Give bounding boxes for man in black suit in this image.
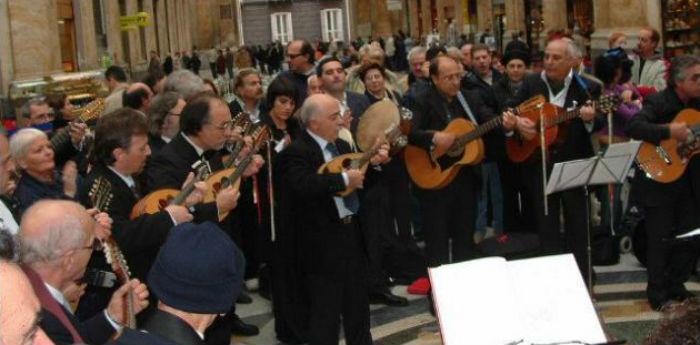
[408,56,518,267]
[277,93,389,345]
[317,57,370,139]
[145,93,262,340]
[627,55,700,310]
[18,200,150,345]
[508,38,603,284]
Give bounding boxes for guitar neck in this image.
[453,116,504,148]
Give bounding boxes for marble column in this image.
[166,0,178,54]
[156,0,169,55]
[0,0,13,94]
[371,0,392,37]
[503,0,525,46]
[476,0,492,32]
[420,0,430,36]
[355,0,371,38]
[103,0,124,64]
[542,0,567,33]
[125,0,144,64]
[143,0,157,56]
[7,0,62,79]
[73,0,98,70]
[590,0,661,54]
[176,0,186,51]
[407,0,419,39]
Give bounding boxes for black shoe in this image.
[669,286,696,302]
[231,316,259,336]
[236,291,253,304]
[649,298,674,311]
[369,291,409,307]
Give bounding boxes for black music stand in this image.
[545,141,642,293]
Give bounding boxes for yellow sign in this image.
[120,12,150,31]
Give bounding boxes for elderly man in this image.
[277,93,389,345]
[0,259,55,345]
[627,55,700,310]
[405,46,427,89]
[163,70,207,101]
[18,200,150,345]
[508,38,603,285]
[632,27,667,92]
[109,222,244,345]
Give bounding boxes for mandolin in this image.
[222,112,255,168]
[50,98,104,151]
[405,95,546,190]
[318,124,401,197]
[636,108,700,183]
[88,177,136,329]
[203,126,270,219]
[129,164,210,219]
[506,94,620,162]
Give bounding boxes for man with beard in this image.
[229,68,265,123]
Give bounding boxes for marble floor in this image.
[232,254,700,345]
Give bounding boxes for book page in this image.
[507,254,607,344]
[429,257,523,345]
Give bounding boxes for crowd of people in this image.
[1,25,699,345]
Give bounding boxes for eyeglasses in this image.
[208,120,234,131]
[80,238,103,252]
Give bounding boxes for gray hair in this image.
[147,91,182,136]
[9,128,47,161]
[407,46,427,63]
[558,38,583,60]
[20,97,48,119]
[668,55,700,88]
[163,70,205,100]
[446,46,464,63]
[19,201,87,264]
[297,97,322,127]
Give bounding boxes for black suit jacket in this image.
[109,310,204,345]
[79,164,174,281]
[626,87,700,206]
[41,304,115,345]
[276,131,367,274]
[148,134,167,155]
[508,72,604,162]
[145,134,221,222]
[345,91,370,134]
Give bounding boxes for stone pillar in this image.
[542,0,567,33]
[407,0,419,39]
[125,0,143,64]
[503,0,525,47]
[156,0,169,55]
[0,0,13,94]
[371,0,392,37]
[176,0,186,51]
[73,0,98,70]
[590,0,662,55]
[420,0,430,36]
[143,0,157,56]
[476,0,492,32]
[166,0,178,54]
[183,0,193,50]
[103,0,123,64]
[7,0,62,79]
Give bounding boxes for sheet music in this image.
[588,141,642,185]
[430,254,607,345]
[546,159,596,195]
[429,257,523,345]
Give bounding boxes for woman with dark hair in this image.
[359,63,403,105]
[261,77,301,144]
[45,93,74,131]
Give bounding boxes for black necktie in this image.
[325,142,359,213]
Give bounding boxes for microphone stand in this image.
[538,103,548,215]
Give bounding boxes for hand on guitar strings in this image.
[87,208,113,240]
[242,154,265,177]
[516,117,536,141]
[68,122,88,147]
[579,101,596,122]
[669,122,691,142]
[502,110,518,131]
[182,172,207,208]
[216,186,240,217]
[432,131,456,152]
[106,279,150,325]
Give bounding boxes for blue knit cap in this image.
[148,222,244,314]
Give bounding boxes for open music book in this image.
[429,254,607,345]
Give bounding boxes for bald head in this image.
[0,260,54,345]
[544,39,578,82]
[19,200,93,266]
[298,94,343,142]
[124,82,154,112]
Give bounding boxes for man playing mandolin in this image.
[627,55,700,310]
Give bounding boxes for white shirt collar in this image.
[306,129,329,150]
[45,282,72,312]
[161,135,172,144]
[108,166,135,189]
[181,133,205,156]
[540,69,575,107]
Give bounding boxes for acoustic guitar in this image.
[88,177,136,329]
[636,108,700,183]
[203,125,271,217]
[506,94,620,162]
[129,164,210,219]
[318,124,402,197]
[404,95,546,190]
